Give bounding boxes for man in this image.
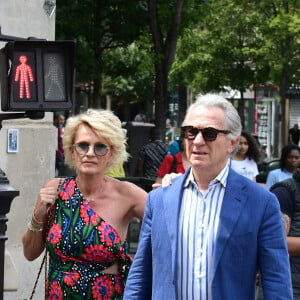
[270,169,300,299]
[135,127,168,180]
[124,94,292,299]
[134,109,147,122]
[289,123,300,145]
[53,113,65,176]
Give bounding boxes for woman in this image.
[231,130,260,181]
[154,139,190,185]
[22,109,147,299]
[265,144,300,190]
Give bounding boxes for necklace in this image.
[76,177,105,203]
[86,198,95,203]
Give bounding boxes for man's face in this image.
[183,105,238,175]
[58,115,65,127]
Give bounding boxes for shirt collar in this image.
[184,159,230,189]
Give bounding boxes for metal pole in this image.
[0,169,19,299]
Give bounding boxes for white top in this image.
[230,157,259,181]
[177,161,229,300]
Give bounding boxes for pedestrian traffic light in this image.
[0,40,75,112]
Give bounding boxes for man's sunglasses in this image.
[181,126,231,141]
[73,142,110,157]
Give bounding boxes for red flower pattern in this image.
[63,271,80,286]
[98,222,120,247]
[82,244,115,263]
[92,276,114,299]
[114,276,124,295]
[47,223,62,245]
[59,179,76,200]
[80,204,99,225]
[49,281,63,300]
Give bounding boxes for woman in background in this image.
[265,144,300,190]
[154,137,191,185]
[231,130,260,181]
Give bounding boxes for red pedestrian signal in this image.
[1,40,75,112]
[14,55,34,99]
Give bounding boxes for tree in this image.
[257,0,300,150]
[171,0,299,148]
[148,0,185,140]
[171,0,270,127]
[102,40,155,121]
[55,0,148,108]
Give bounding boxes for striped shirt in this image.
[177,161,230,300]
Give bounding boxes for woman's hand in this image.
[34,186,59,222]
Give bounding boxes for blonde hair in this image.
[63,109,128,171]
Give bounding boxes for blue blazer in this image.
[124,168,292,300]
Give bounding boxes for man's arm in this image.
[271,186,300,255]
[258,194,292,299]
[282,213,291,235]
[289,132,294,144]
[282,211,300,256]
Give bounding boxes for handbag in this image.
[29,177,64,299]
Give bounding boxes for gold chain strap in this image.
[29,177,64,299]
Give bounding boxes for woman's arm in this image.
[22,178,61,261]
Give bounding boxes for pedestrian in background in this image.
[134,109,147,122]
[154,138,191,185]
[265,144,300,189]
[230,130,260,181]
[135,128,168,180]
[289,123,300,145]
[124,94,292,299]
[53,113,65,176]
[269,168,300,299]
[23,109,147,299]
[167,137,183,155]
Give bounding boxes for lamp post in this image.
[0,169,19,300]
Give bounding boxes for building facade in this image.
[0,1,56,299]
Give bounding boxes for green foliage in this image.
[102,42,155,102]
[56,0,300,117]
[55,0,148,89]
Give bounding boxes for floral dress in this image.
[45,177,132,299]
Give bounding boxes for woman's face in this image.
[72,124,112,176]
[237,136,249,157]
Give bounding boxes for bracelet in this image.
[32,209,44,225]
[27,220,43,232]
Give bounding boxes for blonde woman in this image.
[23,109,147,299]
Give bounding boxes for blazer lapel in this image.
[163,172,189,282]
[211,170,247,280]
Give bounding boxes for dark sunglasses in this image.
[73,142,110,157]
[181,126,231,141]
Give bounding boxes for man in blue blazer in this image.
[124,94,292,299]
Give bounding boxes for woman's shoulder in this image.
[105,176,147,196]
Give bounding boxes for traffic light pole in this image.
[0,111,45,129]
[0,27,39,300]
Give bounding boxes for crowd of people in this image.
[24,94,299,299]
